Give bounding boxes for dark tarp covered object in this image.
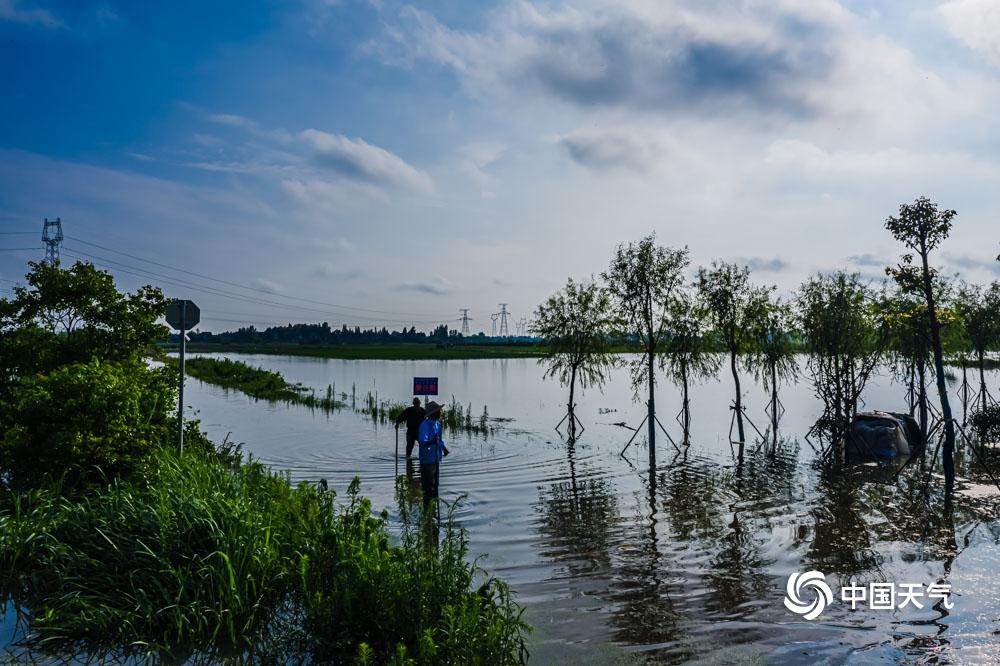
[845,411,923,463]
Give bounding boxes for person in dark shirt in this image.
[394,398,426,458]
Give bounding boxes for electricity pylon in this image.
[42,217,63,265]
[459,308,472,335]
[498,303,510,337]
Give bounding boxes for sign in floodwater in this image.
[412,376,438,396]
[8,354,1000,663]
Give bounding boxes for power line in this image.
[64,235,451,318]
[0,247,40,252]
[61,247,446,326]
[0,231,37,235]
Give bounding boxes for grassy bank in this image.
[180,357,343,411]
[0,443,530,663]
[165,342,552,360]
[181,357,501,436]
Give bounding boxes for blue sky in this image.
[2,0,1000,333]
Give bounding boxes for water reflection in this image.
[6,355,1000,663]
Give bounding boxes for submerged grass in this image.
[180,357,343,412]
[0,443,529,664]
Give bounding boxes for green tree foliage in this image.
[602,235,689,458]
[661,295,720,441]
[885,196,959,493]
[797,272,883,445]
[0,358,175,489]
[745,296,798,442]
[0,261,167,399]
[696,262,771,444]
[880,288,935,437]
[532,279,615,422]
[955,281,1000,406]
[0,262,172,489]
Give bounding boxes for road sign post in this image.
[166,299,200,454]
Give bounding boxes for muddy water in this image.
[5,353,1000,664]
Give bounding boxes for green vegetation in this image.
[181,356,343,412]
[0,261,529,664]
[374,395,498,436]
[165,341,552,360]
[533,278,616,436]
[0,450,528,663]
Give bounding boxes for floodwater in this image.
[4,353,1000,664]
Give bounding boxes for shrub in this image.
[0,358,175,490]
[0,446,529,664]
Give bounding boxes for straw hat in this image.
[425,401,443,417]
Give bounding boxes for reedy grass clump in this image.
[378,395,498,436]
[0,444,529,664]
[181,357,343,412]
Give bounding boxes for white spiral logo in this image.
[783,570,833,620]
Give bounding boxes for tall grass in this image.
[372,394,498,436]
[181,357,342,412]
[0,443,529,663]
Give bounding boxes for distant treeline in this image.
[186,322,539,345]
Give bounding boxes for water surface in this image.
[5,354,1000,664]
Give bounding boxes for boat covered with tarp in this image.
[845,411,924,465]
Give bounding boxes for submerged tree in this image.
[881,289,935,439]
[696,262,771,444]
[745,296,799,445]
[602,235,689,463]
[661,295,720,444]
[885,197,959,494]
[956,281,1000,428]
[533,279,615,438]
[797,272,883,449]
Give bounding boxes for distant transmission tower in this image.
[497,304,510,337]
[42,217,63,265]
[516,317,527,336]
[459,308,472,335]
[490,313,498,337]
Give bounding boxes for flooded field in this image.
[5,353,1000,664]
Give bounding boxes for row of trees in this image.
[534,198,1000,494]
[189,322,463,345]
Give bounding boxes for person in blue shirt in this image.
[417,401,449,509]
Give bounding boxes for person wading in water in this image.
[417,401,449,510]
[394,397,425,458]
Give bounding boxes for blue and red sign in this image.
[413,376,439,396]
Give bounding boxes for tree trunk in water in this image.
[648,348,656,471]
[568,364,577,441]
[907,362,916,415]
[770,360,779,447]
[961,363,969,426]
[921,248,956,496]
[681,363,690,445]
[917,355,928,440]
[979,351,988,442]
[730,348,745,443]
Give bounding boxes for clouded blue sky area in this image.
[2,0,1000,332]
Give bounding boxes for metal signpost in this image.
[412,377,441,523]
[166,299,200,454]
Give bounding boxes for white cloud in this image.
[0,0,61,27]
[396,275,453,296]
[251,278,285,294]
[300,129,433,193]
[559,127,666,173]
[940,0,1000,67]
[457,141,506,198]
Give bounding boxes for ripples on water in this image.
[5,354,1000,664]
